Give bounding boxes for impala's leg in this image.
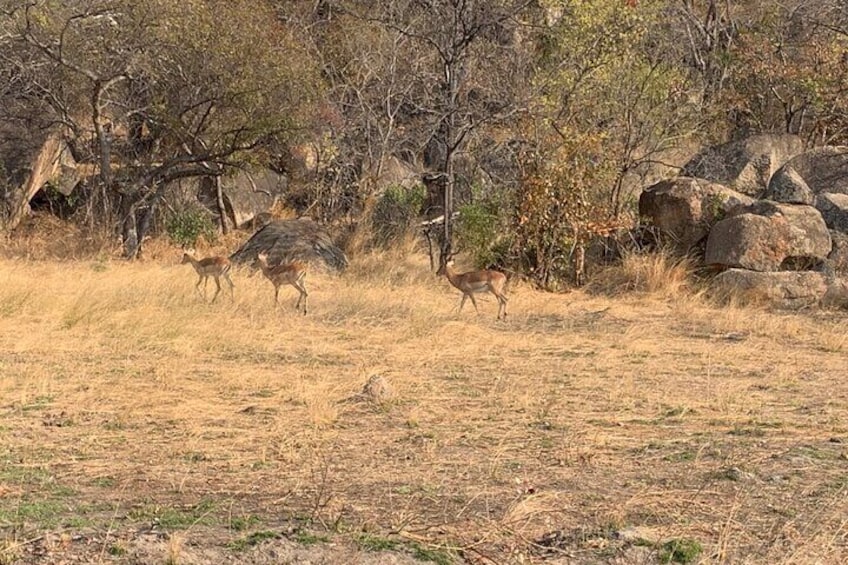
[224,271,235,299]
[298,277,309,316]
[291,279,308,313]
[195,275,205,297]
[458,294,468,313]
[468,292,480,314]
[491,289,507,319]
[274,285,281,306]
[211,276,222,303]
[292,282,302,310]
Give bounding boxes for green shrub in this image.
[371,183,426,246]
[659,538,702,564]
[166,206,216,247]
[455,198,510,268]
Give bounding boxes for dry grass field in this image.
[1,242,847,564]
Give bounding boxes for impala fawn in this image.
[181,252,234,303]
[255,252,309,315]
[437,259,508,320]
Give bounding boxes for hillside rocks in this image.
[815,193,848,232]
[229,217,348,272]
[826,232,848,275]
[705,202,831,271]
[712,269,830,309]
[197,169,288,230]
[640,136,848,309]
[762,166,814,204]
[638,177,754,251]
[770,146,848,196]
[682,134,804,196]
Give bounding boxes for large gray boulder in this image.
[712,269,829,309]
[638,177,754,251]
[682,134,804,196]
[826,231,848,275]
[705,201,831,271]
[762,165,814,205]
[363,156,420,193]
[196,169,287,230]
[768,146,848,196]
[229,217,348,272]
[815,192,848,232]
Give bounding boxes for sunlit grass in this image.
[0,250,846,562]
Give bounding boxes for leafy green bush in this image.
[455,198,511,268]
[659,538,702,564]
[165,206,216,247]
[370,183,426,246]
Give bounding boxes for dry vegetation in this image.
[1,240,847,564]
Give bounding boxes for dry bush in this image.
[1,212,119,260]
[587,249,700,299]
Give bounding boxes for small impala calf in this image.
[255,252,309,315]
[181,252,235,303]
[438,259,509,320]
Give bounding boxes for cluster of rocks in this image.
[639,135,848,308]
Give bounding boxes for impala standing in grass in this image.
[438,258,509,320]
[255,252,309,315]
[181,252,235,303]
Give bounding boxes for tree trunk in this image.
[215,175,230,235]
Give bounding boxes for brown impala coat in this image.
[181,253,234,303]
[255,253,309,315]
[437,260,508,320]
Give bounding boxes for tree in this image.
[717,0,848,143]
[342,0,534,266]
[508,0,701,286]
[0,0,320,257]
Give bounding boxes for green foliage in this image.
[659,538,702,564]
[511,133,615,289]
[455,197,510,268]
[229,514,262,531]
[165,206,216,248]
[409,543,455,565]
[227,530,280,552]
[357,533,400,552]
[703,193,728,227]
[370,184,426,246]
[295,531,330,546]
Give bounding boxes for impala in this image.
[255,252,309,315]
[437,259,508,320]
[181,252,234,303]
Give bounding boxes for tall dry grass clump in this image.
[588,249,700,299]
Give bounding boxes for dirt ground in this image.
[1,252,847,564]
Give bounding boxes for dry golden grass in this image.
[1,246,847,564]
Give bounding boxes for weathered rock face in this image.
[770,146,848,196]
[682,134,804,196]
[705,202,831,271]
[815,192,848,232]
[638,177,754,251]
[3,132,81,231]
[197,169,287,230]
[712,269,829,309]
[762,165,814,205]
[822,277,848,308]
[229,217,348,272]
[363,156,420,194]
[826,231,848,275]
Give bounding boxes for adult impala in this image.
[181,252,234,303]
[255,252,309,315]
[437,258,508,320]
